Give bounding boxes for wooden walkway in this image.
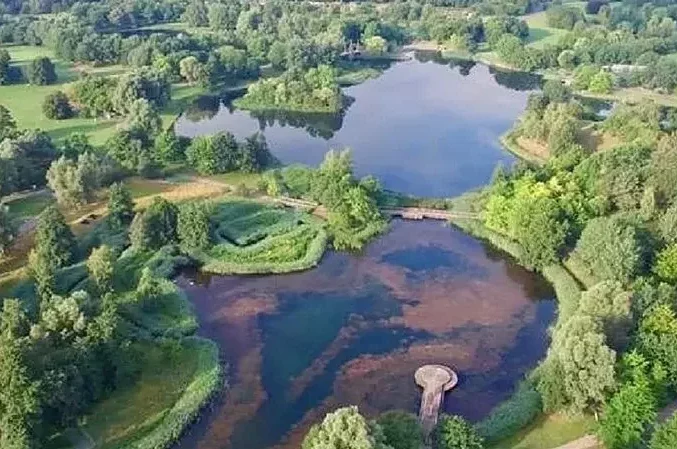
[273,197,479,221]
[381,207,478,221]
[415,365,458,441]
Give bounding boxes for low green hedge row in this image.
[475,381,543,443]
[196,223,328,275]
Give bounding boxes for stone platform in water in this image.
[415,365,458,439]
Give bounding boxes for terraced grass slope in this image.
[193,200,328,275]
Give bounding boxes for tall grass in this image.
[476,382,543,443]
[197,224,327,274]
[126,337,222,449]
[193,199,328,274]
[120,279,198,338]
[542,264,583,325]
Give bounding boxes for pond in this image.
[173,56,555,449]
[176,221,554,449]
[175,55,540,197]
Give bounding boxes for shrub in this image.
[435,415,484,449]
[42,91,74,120]
[475,382,542,443]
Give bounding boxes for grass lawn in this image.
[523,12,568,49]
[4,191,55,218]
[490,413,599,449]
[0,44,209,146]
[0,44,119,145]
[124,177,176,199]
[79,339,211,449]
[207,171,264,189]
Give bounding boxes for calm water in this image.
[175,222,555,449]
[175,56,537,197]
[174,56,554,449]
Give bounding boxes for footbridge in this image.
[273,197,479,221]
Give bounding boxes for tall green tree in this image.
[25,57,57,86]
[186,132,239,175]
[107,182,134,229]
[0,330,40,449]
[177,202,211,250]
[572,215,648,285]
[0,50,10,85]
[0,205,16,256]
[579,281,633,350]
[123,99,162,137]
[0,105,17,142]
[87,245,116,295]
[599,353,657,449]
[377,411,424,449]
[42,91,73,120]
[33,206,75,270]
[545,314,617,413]
[302,406,392,449]
[129,198,178,251]
[435,415,484,449]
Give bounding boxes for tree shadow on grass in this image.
[47,120,119,144]
[526,28,554,45]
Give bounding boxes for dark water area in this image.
[175,221,555,449]
[175,56,538,197]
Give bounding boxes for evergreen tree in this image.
[0,104,17,142]
[178,202,211,250]
[107,182,134,229]
[25,57,57,86]
[0,205,16,256]
[0,331,40,449]
[33,206,75,270]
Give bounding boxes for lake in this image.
[175,55,539,197]
[173,56,554,449]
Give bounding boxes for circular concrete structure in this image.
[415,364,458,392]
[415,364,459,440]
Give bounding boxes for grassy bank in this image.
[79,337,221,449]
[491,414,599,449]
[500,132,548,165]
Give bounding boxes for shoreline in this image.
[402,40,677,107]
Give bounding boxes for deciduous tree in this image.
[435,415,484,449]
[302,406,391,449]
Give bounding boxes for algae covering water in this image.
[173,55,552,449]
[176,222,554,449]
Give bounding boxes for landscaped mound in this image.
[191,200,328,275]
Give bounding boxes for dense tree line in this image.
[480,97,677,448]
[235,65,343,113]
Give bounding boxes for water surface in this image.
[176,221,555,449]
[175,57,535,197]
[174,56,554,449]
